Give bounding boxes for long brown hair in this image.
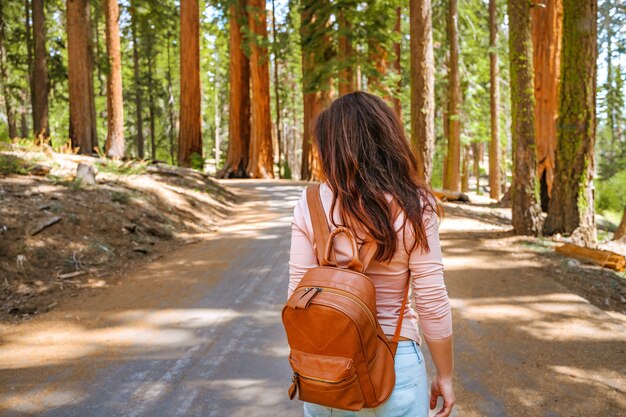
[313,91,439,263]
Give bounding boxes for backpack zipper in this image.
[293,369,355,385]
[295,286,377,330]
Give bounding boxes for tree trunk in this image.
[147,37,156,160]
[444,0,461,191]
[461,144,470,193]
[300,0,331,181]
[392,6,402,121]
[166,29,176,165]
[32,0,49,138]
[489,0,500,200]
[178,0,202,167]
[543,0,597,244]
[614,207,626,241]
[473,142,480,193]
[531,0,562,210]
[67,0,97,154]
[0,3,17,139]
[271,0,282,177]
[410,0,435,184]
[129,1,144,159]
[246,0,274,178]
[221,0,250,178]
[25,0,34,137]
[337,9,354,96]
[103,0,124,158]
[508,0,542,235]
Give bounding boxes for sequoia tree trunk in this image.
[247,0,274,178]
[392,7,402,121]
[444,0,461,191]
[0,2,17,139]
[531,0,562,210]
[221,0,251,178]
[66,0,97,154]
[103,0,124,158]
[489,0,500,200]
[178,0,203,167]
[508,0,542,235]
[543,0,597,245]
[129,1,144,159]
[614,207,626,241]
[32,0,49,138]
[410,0,435,184]
[337,9,354,96]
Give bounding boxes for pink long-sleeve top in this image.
[288,182,453,346]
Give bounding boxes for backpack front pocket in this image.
[288,349,365,411]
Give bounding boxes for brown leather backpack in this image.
[282,183,410,411]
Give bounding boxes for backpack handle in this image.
[323,226,364,272]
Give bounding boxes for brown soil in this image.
[0,150,239,323]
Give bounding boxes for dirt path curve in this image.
[0,181,624,417]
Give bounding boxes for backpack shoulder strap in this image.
[306,184,336,266]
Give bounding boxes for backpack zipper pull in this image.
[288,372,299,400]
[295,287,322,309]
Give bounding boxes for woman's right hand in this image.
[429,375,456,417]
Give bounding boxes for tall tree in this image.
[544,0,598,244]
[221,0,250,177]
[271,0,283,177]
[178,0,202,167]
[392,6,402,121]
[410,0,435,184]
[488,0,500,200]
[247,0,274,178]
[129,1,144,159]
[508,0,542,235]
[443,0,461,191]
[103,0,124,158]
[25,0,34,136]
[300,0,331,181]
[0,2,17,139]
[337,8,354,96]
[67,0,97,154]
[531,0,562,210]
[32,0,49,138]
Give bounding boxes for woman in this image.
[288,91,455,417]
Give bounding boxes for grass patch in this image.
[111,191,131,204]
[97,159,149,176]
[0,154,33,175]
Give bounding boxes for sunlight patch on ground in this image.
[0,308,247,370]
[549,365,626,394]
[451,293,626,342]
[0,387,85,413]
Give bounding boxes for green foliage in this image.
[97,159,149,176]
[111,191,131,204]
[0,154,32,175]
[189,152,204,171]
[596,169,626,212]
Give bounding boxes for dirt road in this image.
[0,181,624,416]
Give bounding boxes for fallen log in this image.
[432,189,470,203]
[555,243,625,272]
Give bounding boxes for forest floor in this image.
[0,180,624,416]
[0,146,239,322]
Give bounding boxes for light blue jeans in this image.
[302,340,429,417]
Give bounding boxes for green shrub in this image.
[596,169,626,212]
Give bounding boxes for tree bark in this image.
[32,0,49,138]
[67,0,97,154]
[531,0,562,210]
[392,6,402,121]
[543,0,597,245]
[614,207,626,241]
[147,35,156,160]
[246,0,274,178]
[300,0,331,181]
[444,0,461,191]
[166,29,177,165]
[489,0,500,200]
[271,0,283,177]
[0,2,17,139]
[508,0,542,235]
[178,0,202,167]
[221,0,251,178]
[337,9,354,96]
[410,0,435,184]
[103,0,124,158]
[129,1,144,159]
[25,0,34,137]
